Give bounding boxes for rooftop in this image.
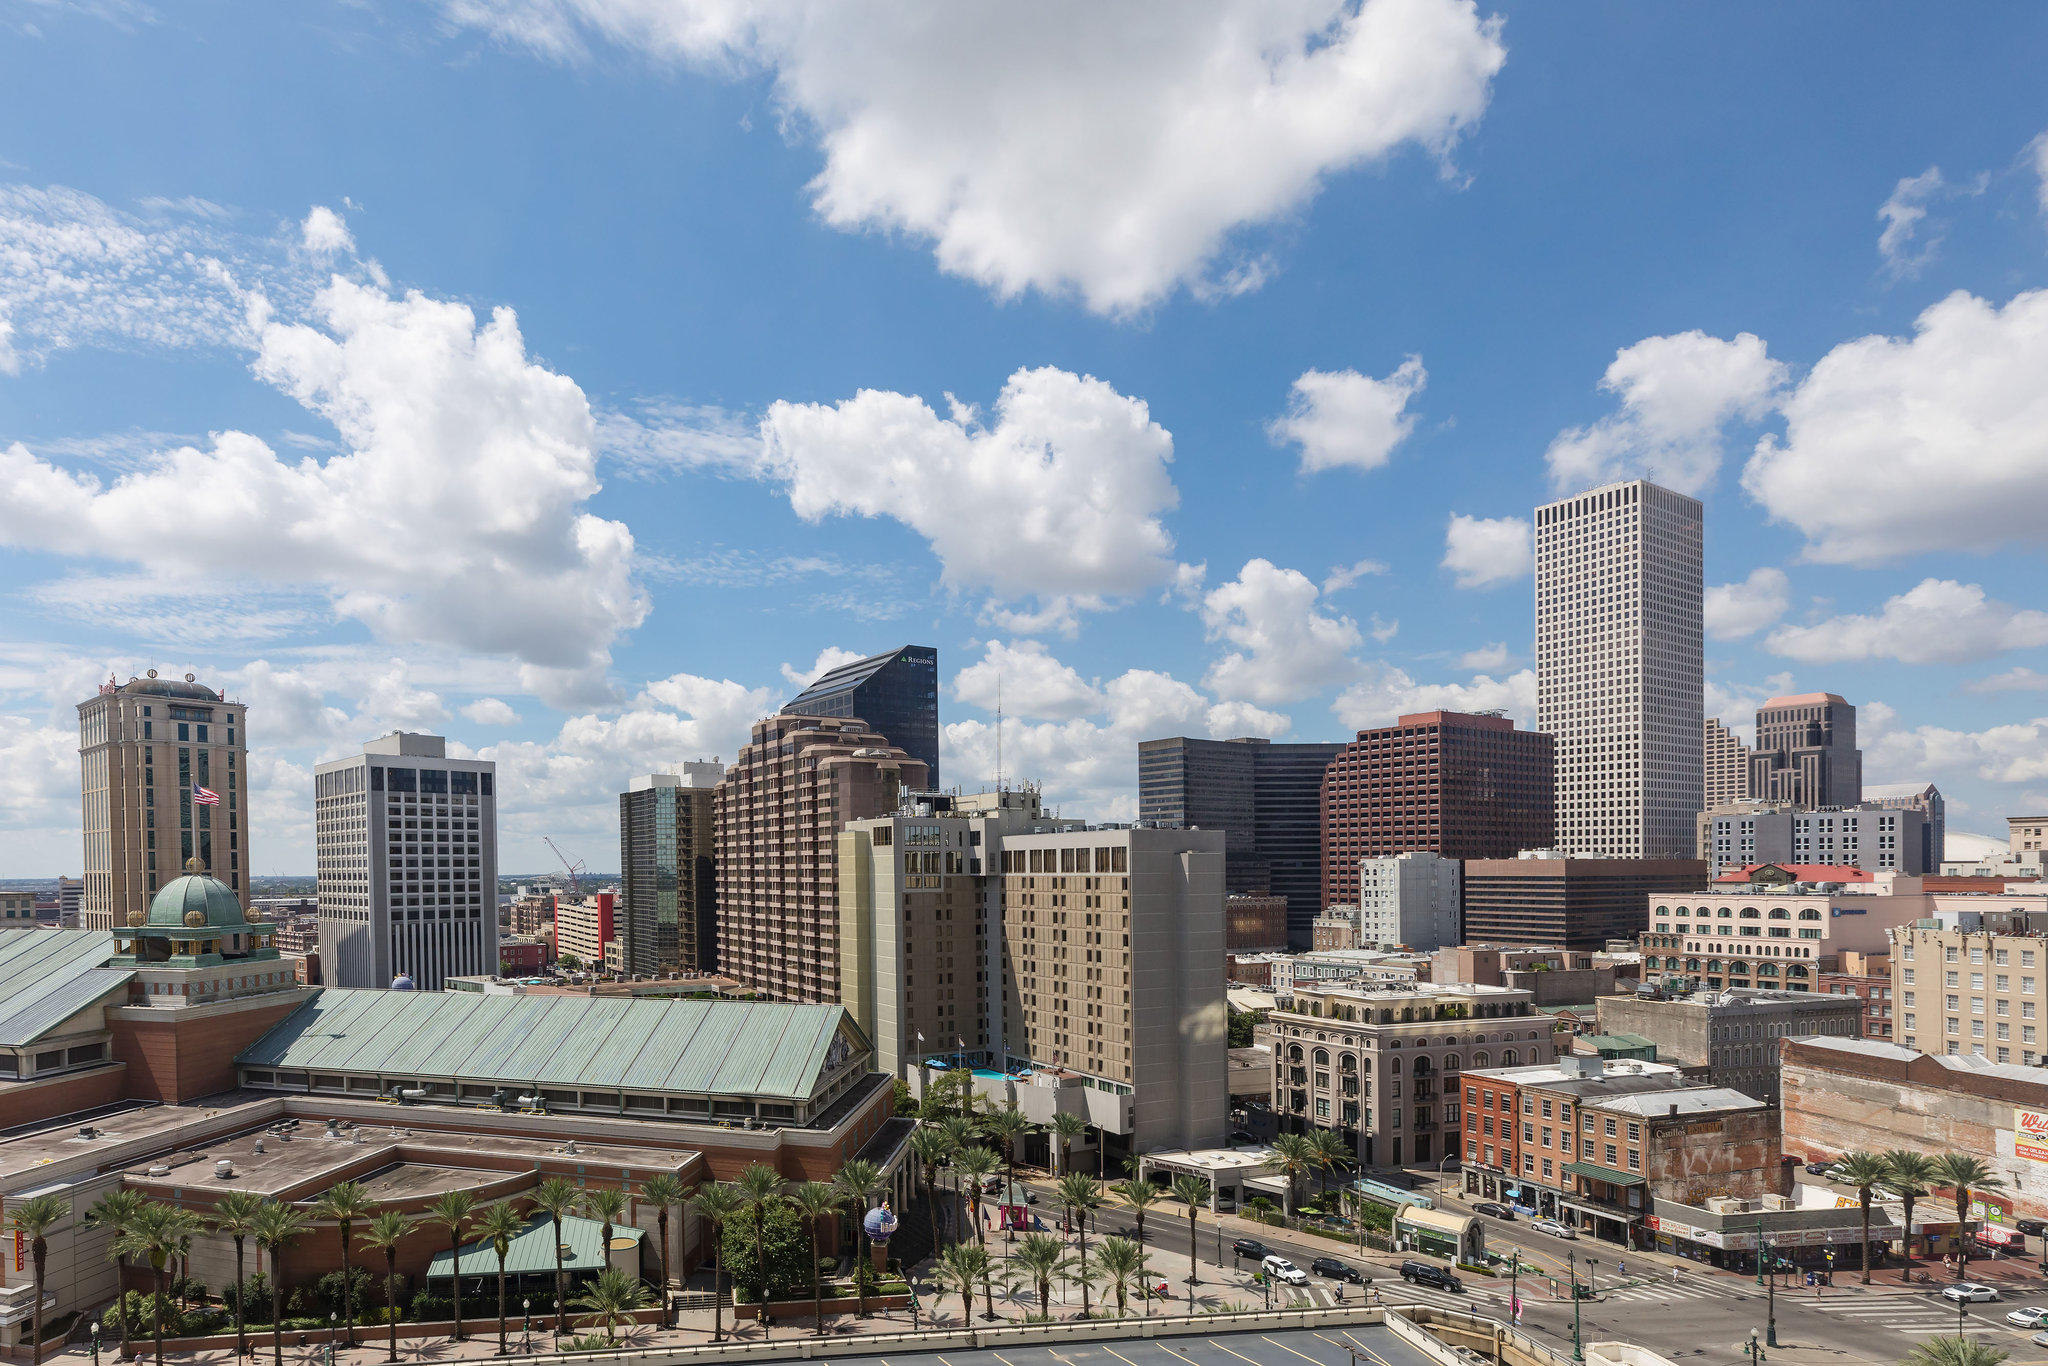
[1760,692,1850,709]
[1592,1086,1765,1116]
[0,928,129,1049]
[1465,1057,1681,1086]
[1713,864,1874,884]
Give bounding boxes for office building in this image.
[55,876,82,928]
[1702,718,1751,808]
[76,671,250,930]
[1536,480,1704,859]
[1748,692,1860,808]
[618,763,722,976]
[1434,944,1631,1006]
[1637,869,1931,994]
[0,891,34,923]
[1700,803,1929,876]
[781,644,940,787]
[1355,851,1461,951]
[1225,893,1290,953]
[313,732,499,992]
[1889,902,2048,1063]
[1319,710,1555,910]
[2016,817,2048,858]
[1593,987,1863,1103]
[1462,853,1705,951]
[1865,781,1946,869]
[715,713,927,1002]
[1137,735,1343,947]
[552,891,616,968]
[1312,905,1363,951]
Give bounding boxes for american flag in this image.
[192,785,221,806]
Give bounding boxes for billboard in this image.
[2016,1107,2048,1164]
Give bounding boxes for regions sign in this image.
[2015,1107,2048,1164]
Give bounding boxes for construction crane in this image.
[542,837,585,895]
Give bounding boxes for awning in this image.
[426,1214,643,1280]
[1564,1161,1645,1187]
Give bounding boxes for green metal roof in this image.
[1563,1160,1645,1187]
[426,1214,642,1280]
[238,988,856,1101]
[0,928,130,1048]
[145,870,248,929]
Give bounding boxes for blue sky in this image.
[2,0,2046,875]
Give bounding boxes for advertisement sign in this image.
[2015,1107,2048,1163]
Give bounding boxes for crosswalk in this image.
[1807,1294,2039,1338]
[1593,1278,1754,1305]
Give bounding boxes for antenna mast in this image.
[995,674,1004,793]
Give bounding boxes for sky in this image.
[2,1,2046,876]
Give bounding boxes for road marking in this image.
[1336,1330,1394,1366]
[1157,1344,1206,1366]
[1261,1335,1329,1366]
[993,1356,1022,1366]
[1206,1339,1264,1366]
[1104,1349,1145,1366]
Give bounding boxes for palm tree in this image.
[830,1160,885,1318]
[1901,1337,2010,1366]
[1833,1151,1892,1283]
[734,1165,787,1318]
[1091,1236,1146,1317]
[1055,1173,1102,1315]
[7,1193,66,1366]
[1884,1150,1942,1284]
[1304,1129,1350,1198]
[1268,1133,1316,1216]
[933,1241,991,1326]
[583,1188,630,1278]
[473,1202,526,1357]
[1171,1175,1211,1287]
[687,1181,745,1342]
[638,1174,687,1328]
[954,1146,1001,1245]
[358,1210,415,1363]
[1109,1178,1162,1261]
[788,1183,840,1336]
[251,1200,309,1366]
[935,1117,976,1237]
[528,1175,581,1338]
[115,1202,202,1366]
[568,1267,652,1346]
[1932,1152,2006,1278]
[311,1180,374,1348]
[1051,1113,1087,1178]
[85,1190,149,1362]
[1012,1233,1065,1317]
[981,1108,1032,1241]
[211,1190,265,1362]
[424,1190,477,1342]
[1059,1252,1103,1317]
[909,1127,955,1246]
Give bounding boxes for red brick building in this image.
[1225,893,1289,952]
[1818,949,1892,1039]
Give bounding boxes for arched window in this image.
[1474,1051,1491,1067]
[1717,907,1733,918]
[1767,908,1790,920]
[1313,1048,1330,1066]
[1644,956,1661,970]
[1414,1056,1434,1075]
[1756,962,1779,976]
[1444,1054,1461,1072]
[1502,1049,1519,1067]
[1739,906,1760,919]
[1340,1052,1358,1072]
[1390,1057,1403,1074]
[1787,965,1809,979]
[1288,1044,1304,1062]
[1798,909,1823,921]
[1655,905,1670,916]
[1685,958,1700,972]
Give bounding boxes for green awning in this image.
[426,1214,643,1280]
[1564,1161,1644,1187]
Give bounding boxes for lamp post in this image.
[1746,1328,1766,1366]
[1758,1224,1778,1349]
[1957,1293,1969,1341]
[1569,1251,1584,1364]
[521,1299,531,1356]
[90,1320,100,1366]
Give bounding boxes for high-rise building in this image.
[781,645,940,788]
[1137,735,1343,946]
[1700,804,1929,875]
[715,713,928,1002]
[618,763,722,976]
[1536,480,1704,858]
[77,671,251,930]
[1703,718,1751,808]
[314,732,499,991]
[1355,851,1462,952]
[1462,852,1706,951]
[1865,781,1947,868]
[1319,710,1554,910]
[1749,692,1860,807]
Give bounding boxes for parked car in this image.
[1943,1283,2001,1303]
[2033,1331,2048,1350]
[1233,1237,1270,1261]
[1312,1256,1363,1283]
[2017,1219,2048,1236]
[1532,1218,1578,1240]
[1473,1201,1515,1220]
[1229,1129,1258,1144]
[1262,1255,1310,1286]
[1400,1260,1464,1293]
[1803,1162,1833,1176]
[2004,1307,2048,1328]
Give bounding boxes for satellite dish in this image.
[147,669,159,678]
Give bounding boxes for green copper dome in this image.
[144,863,247,930]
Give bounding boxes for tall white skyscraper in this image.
[1535,479,1703,858]
[315,732,499,990]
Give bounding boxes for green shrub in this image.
[720,1202,813,1305]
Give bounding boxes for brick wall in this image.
[108,995,309,1103]
[1645,1106,1784,1205]
[0,1062,127,1129]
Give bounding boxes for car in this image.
[1232,1237,1269,1261]
[2005,1308,2048,1328]
[1311,1256,1363,1283]
[1229,1129,1258,1144]
[1400,1260,1464,1293]
[1532,1218,1578,1240]
[2018,1219,2048,1236]
[1804,1162,1833,1176]
[1472,1201,1515,1220]
[1262,1255,1309,1286]
[2033,1332,2048,1351]
[1943,1283,2001,1303]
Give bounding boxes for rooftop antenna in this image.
[995,674,1004,794]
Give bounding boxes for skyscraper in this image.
[1703,717,1752,808]
[1749,692,1861,807]
[618,763,722,976]
[314,732,499,991]
[781,645,940,788]
[1535,479,1704,858]
[77,671,250,930]
[1137,735,1343,947]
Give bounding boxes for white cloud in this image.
[2031,132,2048,223]
[1702,671,1797,745]
[779,645,867,690]
[1704,566,1791,640]
[1768,579,2048,666]
[462,696,522,726]
[1458,641,1508,671]
[1545,330,1786,495]
[953,639,1103,721]
[760,366,1181,610]
[1875,167,1984,279]
[445,0,1507,315]
[1332,662,1534,731]
[1742,288,2048,566]
[1367,613,1398,643]
[1441,512,1528,589]
[1322,558,1389,594]
[1269,357,1426,474]
[1867,712,2048,789]
[597,398,764,478]
[1966,666,2048,695]
[301,205,355,258]
[0,307,16,376]
[1201,558,1363,704]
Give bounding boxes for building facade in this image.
[1356,851,1462,952]
[781,645,940,787]
[313,732,499,991]
[1638,878,1931,995]
[1594,988,1865,1103]
[618,764,722,976]
[1701,804,1929,876]
[1536,480,1705,859]
[77,672,251,931]
[1312,905,1362,951]
[553,892,616,968]
[1891,903,2048,1064]
[1462,854,1705,952]
[1819,950,1893,1040]
[1864,781,1947,870]
[1225,893,1290,953]
[1703,718,1751,809]
[1749,692,1860,808]
[1319,710,1555,910]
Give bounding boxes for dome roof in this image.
[120,677,221,701]
[145,864,247,929]
[390,974,417,991]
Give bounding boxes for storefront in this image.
[1396,1205,1485,1265]
[1643,1212,1894,1273]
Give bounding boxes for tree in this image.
[311,1181,374,1349]
[1932,1152,2006,1278]
[1304,1129,1350,1198]
[1883,1150,1942,1284]
[687,1182,745,1342]
[85,1190,150,1362]
[583,1188,630,1287]
[639,1174,687,1328]
[1012,1233,1065,1317]
[557,953,584,970]
[981,1108,1032,1242]
[115,1202,203,1366]
[933,1241,991,1326]
[1055,1174,1102,1316]
[251,1200,309,1366]
[788,1183,840,1336]
[358,1210,415,1363]
[1832,1151,1891,1284]
[1901,1338,2010,1366]
[528,1175,582,1337]
[909,1127,956,1247]
[718,1200,812,1310]
[830,1160,885,1318]
[210,1190,265,1362]
[1091,1236,1146,1317]
[7,1193,66,1366]
[954,1146,1001,1245]
[1268,1133,1316,1216]
[1109,1179,1162,1260]
[473,1202,527,1357]
[734,1164,788,1319]
[569,1267,652,1345]
[1051,1113,1087,1177]
[1227,1007,1260,1049]
[424,1190,477,1343]
[1171,1175,1211,1287]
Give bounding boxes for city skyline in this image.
[3,6,2048,875]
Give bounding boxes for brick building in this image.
[1463,854,1705,952]
[1637,873,1929,994]
[1226,893,1290,953]
[1818,949,1892,1040]
[1595,987,1865,1103]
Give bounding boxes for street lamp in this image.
[1757,1225,1779,1349]
[1569,1251,1584,1364]
[521,1298,531,1355]
[90,1320,100,1366]
[1746,1328,1766,1366]
[1585,1257,1599,1297]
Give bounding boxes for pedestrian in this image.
[1619,1260,1626,1278]
[1671,1266,1679,1284]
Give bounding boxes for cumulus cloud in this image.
[301,205,355,258]
[1332,662,1534,731]
[1966,666,2048,695]
[445,0,1507,314]
[953,639,1103,721]
[1269,357,1426,474]
[462,696,521,726]
[1545,330,1786,495]
[1323,558,1389,594]
[779,645,867,690]
[1867,712,2048,789]
[1458,641,1508,671]
[1201,558,1363,704]
[1768,579,2048,665]
[1876,167,1985,278]
[1742,288,2048,566]
[1442,512,1528,588]
[1704,566,1791,640]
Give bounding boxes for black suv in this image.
[1311,1256,1363,1283]
[1400,1261,1464,1293]
[1232,1238,1270,1261]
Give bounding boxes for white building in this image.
[1357,851,1462,951]
[315,732,499,991]
[1536,479,1704,859]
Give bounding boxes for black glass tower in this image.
[781,645,940,788]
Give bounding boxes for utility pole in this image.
[1570,1251,1584,1363]
[1759,1221,1778,1348]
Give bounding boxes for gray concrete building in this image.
[1356,850,1461,951]
[1701,803,1930,876]
[1594,986,1864,1103]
